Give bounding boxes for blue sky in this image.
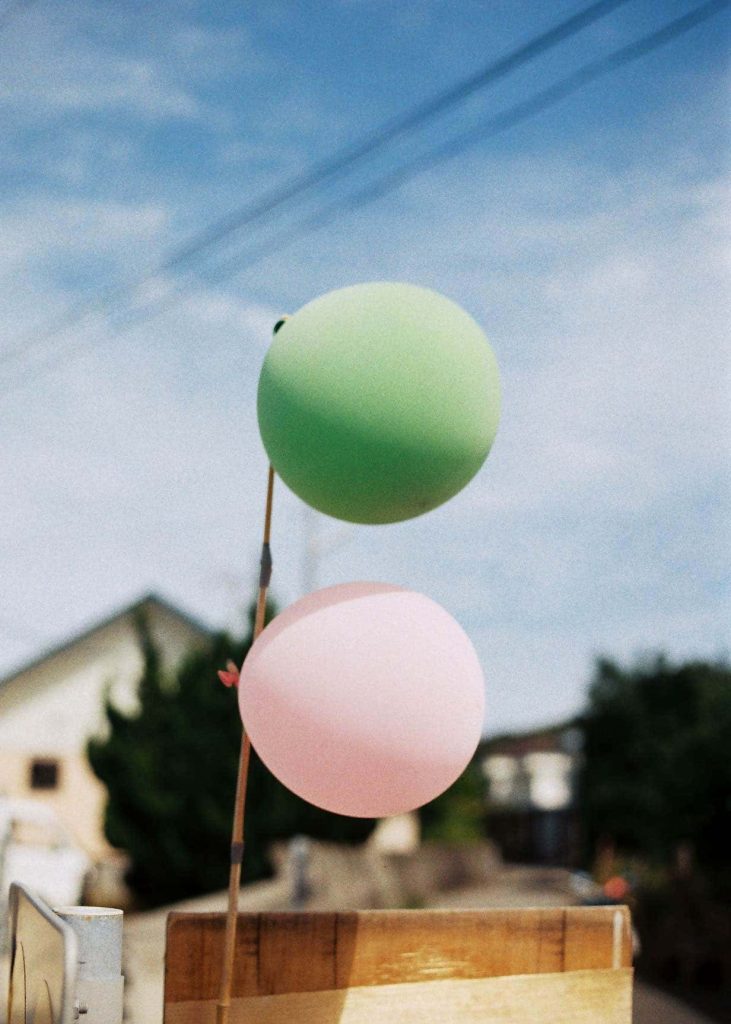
[0,0,729,733]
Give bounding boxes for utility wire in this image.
[0,0,727,399]
[0,0,634,376]
[160,0,634,273]
[104,0,731,330]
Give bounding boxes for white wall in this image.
[0,599,208,856]
[0,600,204,753]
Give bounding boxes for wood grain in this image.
[563,907,631,971]
[166,968,633,1024]
[258,912,337,995]
[165,907,632,1007]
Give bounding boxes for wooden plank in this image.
[165,967,633,1024]
[258,912,337,995]
[334,909,566,988]
[164,913,259,1004]
[164,907,631,1009]
[563,907,632,971]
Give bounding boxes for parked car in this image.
[0,798,91,913]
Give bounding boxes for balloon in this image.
[238,582,485,818]
[257,282,500,524]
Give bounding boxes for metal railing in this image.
[6,884,123,1024]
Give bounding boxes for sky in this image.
[0,0,729,734]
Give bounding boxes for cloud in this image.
[1,48,204,125]
[0,3,246,125]
[170,23,270,78]
[271,152,729,729]
[0,277,281,656]
[0,198,168,272]
[0,19,726,733]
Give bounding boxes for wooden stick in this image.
[217,464,276,1024]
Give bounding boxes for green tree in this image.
[87,608,375,907]
[419,761,486,843]
[578,654,731,877]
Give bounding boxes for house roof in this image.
[0,593,212,691]
[479,721,582,759]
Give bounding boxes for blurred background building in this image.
[0,594,208,859]
[480,725,582,866]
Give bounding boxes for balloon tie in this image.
[217,660,240,688]
[259,541,273,588]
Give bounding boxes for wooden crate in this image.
[164,907,632,1023]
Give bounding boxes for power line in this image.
[160,0,634,273]
[106,0,731,330]
[1,0,727,398]
[0,0,634,376]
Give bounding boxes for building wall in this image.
[0,600,208,859]
[481,740,581,867]
[0,750,109,859]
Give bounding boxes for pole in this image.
[55,906,124,1024]
[216,463,275,1024]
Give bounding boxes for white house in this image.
[0,594,210,860]
[479,726,583,865]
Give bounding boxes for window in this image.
[29,758,60,790]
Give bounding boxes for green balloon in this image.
[257,282,501,524]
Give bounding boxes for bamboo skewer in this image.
[217,463,276,1024]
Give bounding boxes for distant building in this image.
[370,812,421,855]
[479,725,583,866]
[0,594,210,860]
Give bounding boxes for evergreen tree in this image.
[419,761,486,843]
[87,607,375,907]
[578,654,731,881]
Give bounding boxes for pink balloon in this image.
[238,582,485,818]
